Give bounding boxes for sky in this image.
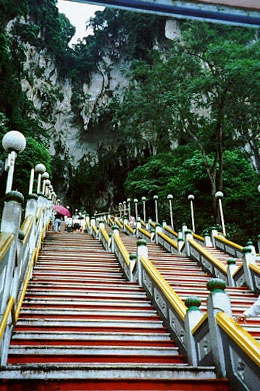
[57,0,104,44]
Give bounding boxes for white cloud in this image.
[57,0,104,44]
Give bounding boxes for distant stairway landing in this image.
[0,233,229,391]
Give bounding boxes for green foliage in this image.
[114,21,260,223]
[0,136,52,203]
[125,149,260,244]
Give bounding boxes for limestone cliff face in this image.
[18,36,129,167]
[4,9,167,207]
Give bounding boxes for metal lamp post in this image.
[41,172,49,194]
[188,194,195,232]
[134,199,138,220]
[215,191,226,236]
[35,163,46,194]
[123,201,127,217]
[141,196,146,222]
[44,179,51,196]
[127,198,131,220]
[2,130,26,193]
[119,202,122,218]
[167,194,174,228]
[153,195,159,224]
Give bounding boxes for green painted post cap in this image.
[207,278,226,292]
[242,246,252,253]
[185,296,201,311]
[27,193,38,200]
[5,191,24,204]
[137,239,147,246]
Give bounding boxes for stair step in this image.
[8,353,184,364]
[8,346,179,356]
[0,364,225,383]
[22,299,153,309]
[10,339,174,347]
[18,312,159,321]
[25,289,146,298]
[16,319,164,328]
[11,331,172,341]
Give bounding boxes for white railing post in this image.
[227,258,237,287]
[184,297,204,366]
[111,225,119,253]
[184,230,193,257]
[155,224,162,244]
[204,231,212,247]
[242,246,256,291]
[207,278,232,378]
[136,239,148,286]
[129,253,137,282]
[210,227,218,248]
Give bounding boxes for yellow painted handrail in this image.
[93,225,98,234]
[109,217,114,226]
[164,226,178,238]
[140,256,187,320]
[36,207,42,224]
[114,234,130,267]
[158,231,178,249]
[0,233,14,261]
[125,223,135,234]
[217,312,260,367]
[189,239,227,274]
[192,313,208,335]
[192,233,204,242]
[116,220,123,229]
[138,227,151,239]
[150,221,156,228]
[15,249,36,322]
[20,215,34,244]
[214,235,243,252]
[0,296,15,339]
[100,227,109,243]
[249,263,260,275]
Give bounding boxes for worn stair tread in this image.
[16,319,164,326]
[22,299,153,308]
[8,346,180,355]
[11,331,172,340]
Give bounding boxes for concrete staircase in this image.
[1,232,229,390]
[120,233,260,343]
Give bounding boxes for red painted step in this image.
[0,378,230,391]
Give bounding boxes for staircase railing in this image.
[113,233,135,281]
[94,223,260,388]
[157,231,178,253]
[124,222,135,236]
[215,312,260,389]
[0,193,51,365]
[188,238,228,283]
[139,255,187,355]
[249,263,260,294]
[99,226,110,251]
[137,226,151,241]
[213,234,244,258]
